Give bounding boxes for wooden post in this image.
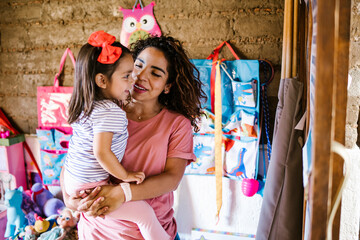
[298,2,307,239]
[330,0,351,238]
[285,0,293,79]
[309,0,335,239]
[292,0,298,78]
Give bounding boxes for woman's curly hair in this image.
[131,35,207,132]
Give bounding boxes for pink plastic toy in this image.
[241,178,259,197]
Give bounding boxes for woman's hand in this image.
[63,190,83,212]
[77,184,126,218]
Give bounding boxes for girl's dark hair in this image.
[68,42,131,124]
[131,36,207,132]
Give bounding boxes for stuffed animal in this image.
[31,183,65,217]
[119,1,162,47]
[4,186,28,238]
[37,208,79,240]
[33,214,58,234]
[21,190,42,225]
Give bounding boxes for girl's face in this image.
[106,54,134,101]
[132,47,171,103]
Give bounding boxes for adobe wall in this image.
[0,0,283,133]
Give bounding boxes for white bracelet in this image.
[120,183,132,202]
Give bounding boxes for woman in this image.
[61,35,206,240]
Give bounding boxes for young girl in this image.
[64,30,171,240]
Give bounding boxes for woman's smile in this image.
[133,83,147,92]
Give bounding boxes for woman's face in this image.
[132,47,171,103]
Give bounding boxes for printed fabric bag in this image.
[185,41,261,185]
[37,48,75,135]
[36,129,71,185]
[36,48,75,185]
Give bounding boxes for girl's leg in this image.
[107,201,171,240]
[63,170,109,196]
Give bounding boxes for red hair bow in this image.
[88,30,122,64]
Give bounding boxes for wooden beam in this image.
[292,0,298,78]
[298,2,308,239]
[309,0,335,238]
[330,0,351,238]
[285,0,293,79]
[305,0,313,138]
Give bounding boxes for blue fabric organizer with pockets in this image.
[185,41,261,182]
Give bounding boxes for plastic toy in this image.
[31,183,65,217]
[4,186,27,238]
[18,214,58,240]
[37,208,79,240]
[0,130,10,138]
[20,225,38,240]
[241,178,259,197]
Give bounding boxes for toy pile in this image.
[4,183,78,240]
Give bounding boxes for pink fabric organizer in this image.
[37,48,75,134]
[0,134,27,190]
[0,208,6,240]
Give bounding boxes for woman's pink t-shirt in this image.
[77,108,196,240]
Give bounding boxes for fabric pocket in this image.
[232,79,257,108]
[39,149,67,185]
[36,128,72,186]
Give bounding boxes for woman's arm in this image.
[131,157,187,200]
[77,157,187,217]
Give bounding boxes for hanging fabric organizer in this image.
[36,48,75,186]
[185,41,262,215]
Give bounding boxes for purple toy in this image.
[22,190,42,225]
[31,183,65,217]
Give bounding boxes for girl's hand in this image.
[123,171,145,184]
[77,184,125,218]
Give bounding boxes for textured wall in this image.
[340,0,360,239]
[348,0,360,148]
[0,0,283,134]
[1,0,359,238]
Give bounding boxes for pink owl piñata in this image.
[119,1,162,47]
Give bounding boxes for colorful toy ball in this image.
[241,178,259,197]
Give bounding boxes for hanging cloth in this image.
[255,78,304,240]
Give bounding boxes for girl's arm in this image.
[93,132,145,184]
[77,156,187,217]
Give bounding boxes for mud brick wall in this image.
[349,0,360,148]
[0,0,283,133]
